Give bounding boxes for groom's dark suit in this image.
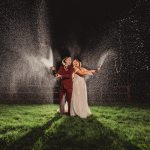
[57,65,74,114]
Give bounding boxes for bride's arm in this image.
[75,67,96,76]
[82,68,97,75]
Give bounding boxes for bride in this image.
[70,58,96,118]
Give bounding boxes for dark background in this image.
[49,0,137,48]
[0,0,149,104]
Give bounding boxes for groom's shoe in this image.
[64,112,70,116]
[59,113,65,117]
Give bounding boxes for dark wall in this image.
[49,0,150,104]
[0,0,149,104]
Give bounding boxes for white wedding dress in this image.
[70,74,91,118]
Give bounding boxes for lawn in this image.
[0,104,149,150]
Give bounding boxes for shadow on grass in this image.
[5,113,62,150]
[5,114,141,150]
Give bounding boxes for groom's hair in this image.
[62,56,71,66]
[63,56,71,62]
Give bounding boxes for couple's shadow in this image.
[8,113,141,150]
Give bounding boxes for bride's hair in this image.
[74,58,82,68]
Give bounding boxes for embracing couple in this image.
[56,57,96,118]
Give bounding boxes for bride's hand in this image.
[74,67,80,73]
[90,70,96,74]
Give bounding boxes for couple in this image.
[56,57,96,118]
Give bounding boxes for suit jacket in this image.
[57,65,74,90]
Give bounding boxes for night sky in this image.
[48,0,138,48]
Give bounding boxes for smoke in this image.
[10,50,56,94]
[0,0,57,103]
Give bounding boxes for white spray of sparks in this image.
[97,51,111,69]
[40,47,54,68]
[85,50,116,80]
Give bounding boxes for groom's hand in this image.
[56,74,62,79]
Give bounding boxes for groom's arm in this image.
[61,74,71,79]
[57,66,73,79]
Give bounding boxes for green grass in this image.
[0,104,149,150]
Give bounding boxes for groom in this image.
[56,56,73,115]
